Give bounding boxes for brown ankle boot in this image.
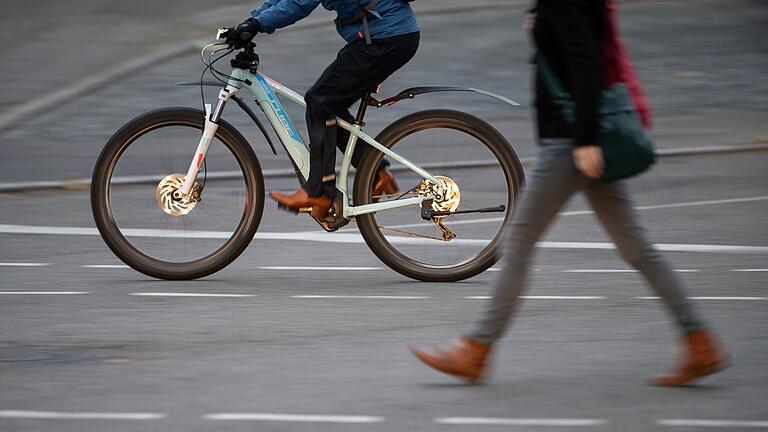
[372,168,399,201]
[269,188,332,219]
[650,330,729,386]
[410,337,491,383]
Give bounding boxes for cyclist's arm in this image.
[251,0,279,17]
[250,0,323,34]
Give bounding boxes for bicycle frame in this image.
[177,67,443,219]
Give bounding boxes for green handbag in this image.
[536,53,656,182]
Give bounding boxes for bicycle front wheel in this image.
[354,110,524,282]
[91,108,264,280]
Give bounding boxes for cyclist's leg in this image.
[304,33,419,198]
[337,34,419,167]
[335,109,389,172]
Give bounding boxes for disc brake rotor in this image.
[156,173,199,216]
[380,175,461,242]
[416,175,461,216]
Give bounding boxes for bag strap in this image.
[334,0,382,45]
[531,39,576,123]
[535,52,571,103]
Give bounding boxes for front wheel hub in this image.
[156,173,199,216]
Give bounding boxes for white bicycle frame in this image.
[177,67,442,219]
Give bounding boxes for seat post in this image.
[354,92,372,126]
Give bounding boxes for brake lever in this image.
[216,27,230,41]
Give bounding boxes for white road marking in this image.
[385,195,768,229]
[0,262,50,267]
[80,264,129,269]
[259,266,384,271]
[0,410,165,420]
[539,241,768,254]
[0,291,89,295]
[2,224,766,254]
[434,417,607,426]
[659,419,768,428]
[291,295,430,299]
[203,413,384,423]
[562,269,638,273]
[638,296,766,301]
[465,295,605,300]
[732,268,768,272]
[636,195,768,211]
[561,269,699,273]
[130,292,255,298]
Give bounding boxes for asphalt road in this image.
[1,150,767,432]
[1,0,767,431]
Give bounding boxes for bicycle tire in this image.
[353,109,524,282]
[91,107,264,280]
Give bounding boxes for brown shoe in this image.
[650,330,729,386]
[270,188,332,219]
[410,337,491,383]
[373,168,399,201]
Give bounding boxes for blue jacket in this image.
[251,0,419,44]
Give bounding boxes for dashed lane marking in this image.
[259,266,384,271]
[291,295,431,299]
[434,417,607,426]
[659,419,768,428]
[732,268,768,272]
[0,410,165,420]
[203,413,385,423]
[129,292,255,298]
[465,296,606,300]
[0,291,89,295]
[638,296,766,301]
[0,262,50,267]
[561,269,700,273]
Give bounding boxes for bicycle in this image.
[91,30,525,282]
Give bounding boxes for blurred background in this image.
[0,1,766,431]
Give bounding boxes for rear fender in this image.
[370,86,521,108]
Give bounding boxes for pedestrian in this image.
[410,0,729,386]
[226,0,419,219]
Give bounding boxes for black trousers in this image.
[303,32,420,198]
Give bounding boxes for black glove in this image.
[226,17,260,48]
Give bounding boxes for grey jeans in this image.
[469,139,704,344]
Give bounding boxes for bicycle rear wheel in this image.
[91,107,264,280]
[354,109,524,282]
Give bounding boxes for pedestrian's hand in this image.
[573,145,604,179]
[523,13,536,33]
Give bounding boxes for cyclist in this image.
[226,0,420,219]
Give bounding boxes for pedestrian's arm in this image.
[251,0,323,34]
[548,0,603,147]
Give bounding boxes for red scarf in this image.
[602,0,653,129]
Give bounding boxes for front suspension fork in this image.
[174,85,239,199]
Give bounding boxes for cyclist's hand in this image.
[226,17,260,48]
[574,145,604,179]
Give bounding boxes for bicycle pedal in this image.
[276,203,300,215]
